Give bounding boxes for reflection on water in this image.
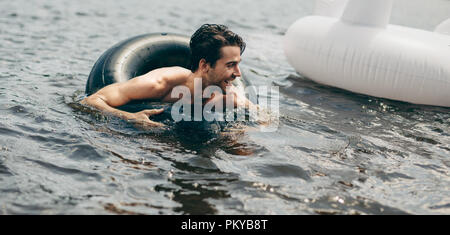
[0,0,449,214]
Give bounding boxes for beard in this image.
[219,78,234,92]
[207,69,236,92]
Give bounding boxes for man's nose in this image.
[233,65,242,77]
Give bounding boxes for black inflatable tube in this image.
[86,33,192,95]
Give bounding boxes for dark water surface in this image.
[1,0,449,214]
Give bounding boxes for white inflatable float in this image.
[284,0,450,107]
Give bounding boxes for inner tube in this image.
[85,33,248,131]
[86,33,191,95]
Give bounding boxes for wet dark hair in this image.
[190,24,246,72]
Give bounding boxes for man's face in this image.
[206,46,242,91]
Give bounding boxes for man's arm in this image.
[224,85,272,124]
[81,69,175,127]
[227,85,258,110]
[206,84,258,111]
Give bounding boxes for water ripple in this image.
[254,164,311,181]
[25,158,102,181]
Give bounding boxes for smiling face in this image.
[205,46,242,91]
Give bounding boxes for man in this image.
[82,24,253,127]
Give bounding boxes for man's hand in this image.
[226,85,255,109]
[205,85,249,108]
[127,108,165,128]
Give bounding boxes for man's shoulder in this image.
[145,66,191,82]
[136,66,191,86]
[162,66,192,77]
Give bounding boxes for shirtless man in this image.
[82,24,253,127]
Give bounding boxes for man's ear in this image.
[199,59,210,73]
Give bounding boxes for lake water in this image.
[0,0,449,214]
